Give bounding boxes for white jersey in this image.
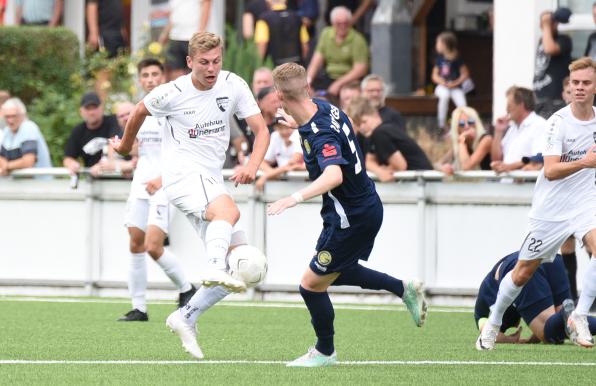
[129,116,163,199]
[264,130,302,167]
[144,71,260,187]
[529,105,596,221]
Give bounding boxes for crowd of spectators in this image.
[1,1,594,194]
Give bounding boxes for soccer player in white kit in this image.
[112,32,270,358]
[118,58,196,322]
[477,57,596,350]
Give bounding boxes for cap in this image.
[80,91,101,107]
[256,86,274,102]
[553,7,572,24]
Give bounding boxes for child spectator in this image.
[436,106,492,175]
[431,31,470,131]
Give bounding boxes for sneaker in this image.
[402,280,428,327]
[165,310,204,359]
[567,311,594,348]
[178,284,197,308]
[201,269,246,293]
[475,321,499,351]
[561,299,575,339]
[117,309,148,322]
[286,347,337,367]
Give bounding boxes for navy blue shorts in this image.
[512,256,571,325]
[309,200,383,275]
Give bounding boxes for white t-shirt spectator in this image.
[501,112,546,163]
[264,130,301,167]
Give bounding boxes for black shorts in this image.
[165,40,189,70]
[309,200,383,275]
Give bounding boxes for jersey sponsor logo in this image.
[303,139,311,154]
[188,128,199,138]
[216,96,229,112]
[184,110,196,115]
[593,132,596,144]
[322,144,337,157]
[317,250,332,266]
[188,120,225,138]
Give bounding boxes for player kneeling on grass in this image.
[475,251,596,344]
[268,62,428,368]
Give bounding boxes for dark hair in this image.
[506,86,536,112]
[437,31,458,54]
[137,58,164,73]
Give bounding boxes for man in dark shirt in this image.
[63,92,121,177]
[85,0,126,58]
[348,97,431,182]
[533,8,573,118]
[361,74,405,131]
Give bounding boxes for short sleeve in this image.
[143,82,180,118]
[351,31,369,64]
[312,131,349,170]
[558,35,572,56]
[290,131,302,154]
[20,140,39,155]
[542,114,564,156]
[254,19,269,44]
[230,73,261,119]
[370,129,398,164]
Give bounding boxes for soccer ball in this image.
[227,245,268,288]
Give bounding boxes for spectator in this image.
[296,0,319,60]
[561,76,572,104]
[242,0,270,40]
[0,90,11,133]
[115,101,135,132]
[252,67,274,96]
[256,86,281,129]
[63,91,121,177]
[338,80,360,111]
[533,8,573,119]
[15,0,63,26]
[324,0,374,38]
[431,31,470,131]
[306,6,368,97]
[254,0,309,66]
[255,113,304,191]
[436,106,492,175]
[348,97,432,182]
[361,74,406,130]
[85,0,126,58]
[158,0,214,81]
[585,2,596,60]
[491,86,546,173]
[0,98,52,176]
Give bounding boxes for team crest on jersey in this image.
[317,251,332,266]
[303,139,311,154]
[216,97,229,112]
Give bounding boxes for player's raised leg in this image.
[287,269,339,367]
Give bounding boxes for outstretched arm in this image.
[267,164,343,215]
[111,101,149,156]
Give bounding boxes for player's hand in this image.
[145,176,162,195]
[581,145,596,168]
[230,164,257,186]
[109,136,131,156]
[276,108,298,129]
[267,196,298,215]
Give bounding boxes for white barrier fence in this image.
[0,169,591,304]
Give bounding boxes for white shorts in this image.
[164,172,245,244]
[518,211,596,263]
[124,188,170,234]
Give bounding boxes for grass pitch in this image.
[0,297,594,385]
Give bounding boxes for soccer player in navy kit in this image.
[476,251,596,344]
[268,63,427,367]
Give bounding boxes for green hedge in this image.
[0,27,80,103]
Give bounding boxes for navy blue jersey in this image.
[298,99,378,227]
[474,251,570,331]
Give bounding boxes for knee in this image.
[144,239,163,260]
[512,268,533,286]
[129,236,145,254]
[226,207,241,225]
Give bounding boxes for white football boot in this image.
[286,347,337,367]
[567,311,595,348]
[476,321,499,351]
[166,310,204,359]
[201,269,247,293]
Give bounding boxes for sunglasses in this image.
[458,119,476,127]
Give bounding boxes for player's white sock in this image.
[129,252,147,313]
[180,285,230,325]
[488,271,522,326]
[155,249,192,293]
[205,220,233,270]
[575,258,596,316]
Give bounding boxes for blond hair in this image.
[272,63,309,101]
[449,106,486,169]
[188,32,223,58]
[345,96,377,126]
[569,57,596,73]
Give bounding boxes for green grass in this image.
[0,298,594,385]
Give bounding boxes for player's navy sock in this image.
[589,316,596,334]
[544,309,566,344]
[562,252,578,301]
[299,285,335,356]
[332,264,404,297]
